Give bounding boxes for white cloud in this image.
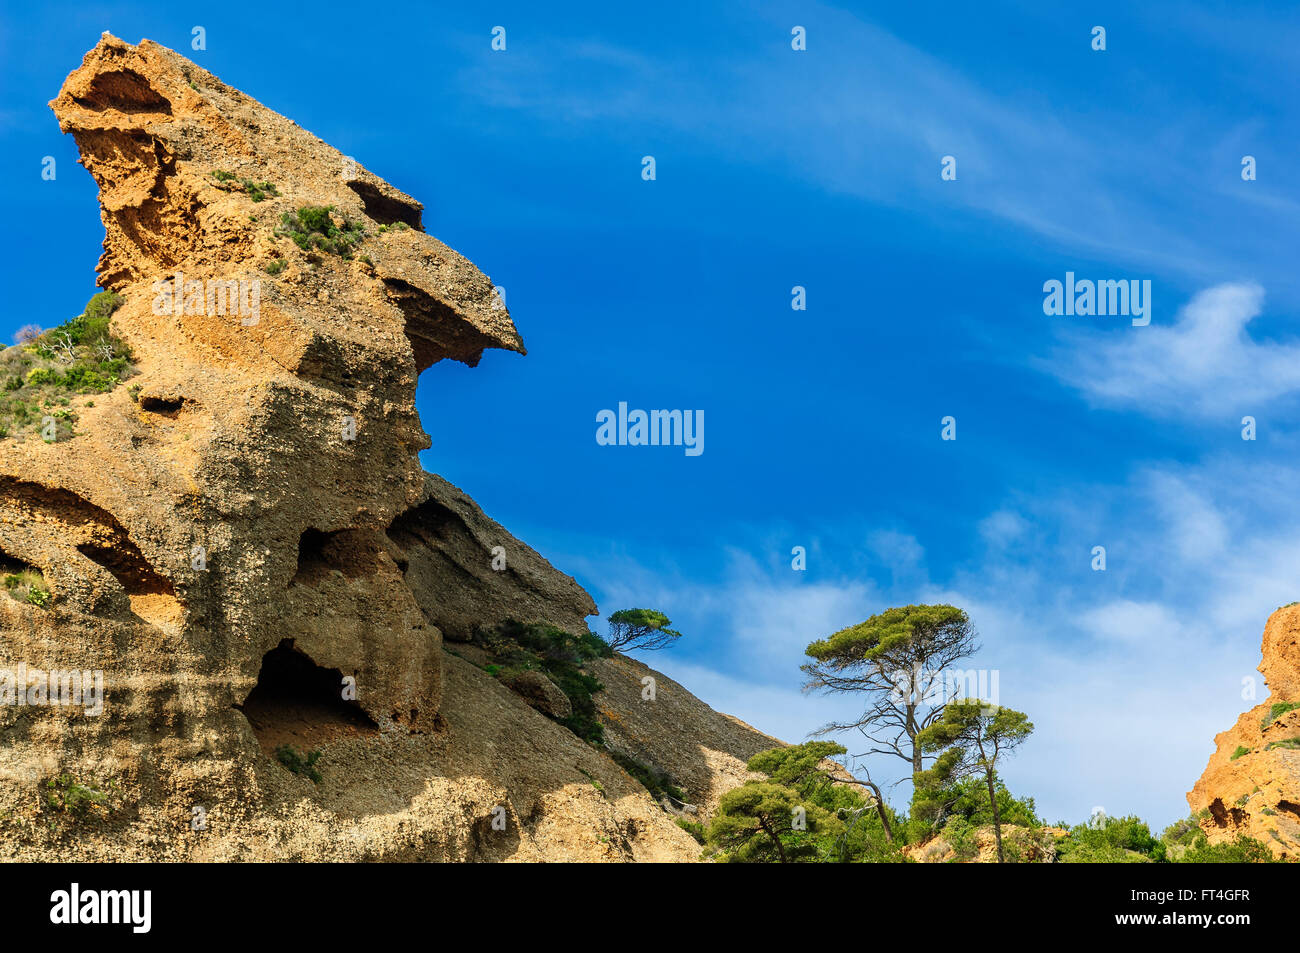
[978,509,1029,548]
[552,448,1300,831]
[1048,282,1300,416]
[1078,600,1187,645]
[569,546,879,679]
[866,530,925,572]
[642,659,840,748]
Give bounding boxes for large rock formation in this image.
[0,35,769,861]
[1187,604,1300,858]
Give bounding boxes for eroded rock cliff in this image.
[0,34,766,861]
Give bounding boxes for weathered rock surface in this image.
[1187,605,1300,858]
[505,670,573,720]
[0,35,769,862]
[389,473,597,642]
[590,654,783,817]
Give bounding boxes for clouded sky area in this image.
[4,1,1300,829]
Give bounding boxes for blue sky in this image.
[4,1,1300,829]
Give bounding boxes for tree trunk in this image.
[985,768,1004,863]
[908,703,922,776]
[759,817,787,863]
[866,780,894,843]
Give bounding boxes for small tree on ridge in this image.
[606,608,682,652]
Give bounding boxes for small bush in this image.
[675,817,706,844]
[212,170,280,202]
[43,774,118,820]
[13,323,43,344]
[1230,745,1252,760]
[274,745,323,783]
[1260,701,1300,731]
[1179,834,1281,863]
[610,751,686,804]
[4,569,51,608]
[276,206,365,258]
[244,181,279,202]
[940,815,980,861]
[1058,814,1161,863]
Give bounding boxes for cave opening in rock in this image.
[0,547,37,576]
[346,180,423,230]
[139,394,185,417]
[292,527,387,586]
[295,528,331,580]
[237,638,377,752]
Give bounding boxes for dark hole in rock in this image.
[140,395,184,417]
[237,638,377,753]
[0,548,39,576]
[347,180,423,230]
[296,528,331,576]
[293,527,386,585]
[1208,798,1229,827]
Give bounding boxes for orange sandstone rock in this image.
[1187,605,1300,858]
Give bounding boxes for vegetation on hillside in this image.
[0,291,134,441]
[275,205,366,258]
[211,169,280,202]
[697,602,1290,863]
[465,603,1288,862]
[476,620,612,744]
[1261,700,1300,731]
[471,618,697,813]
[42,774,120,824]
[3,568,50,608]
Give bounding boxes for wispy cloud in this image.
[1045,283,1300,417]
[454,4,1300,293]
[554,445,1300,830]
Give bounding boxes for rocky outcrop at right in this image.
[1188,604,1300,858]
